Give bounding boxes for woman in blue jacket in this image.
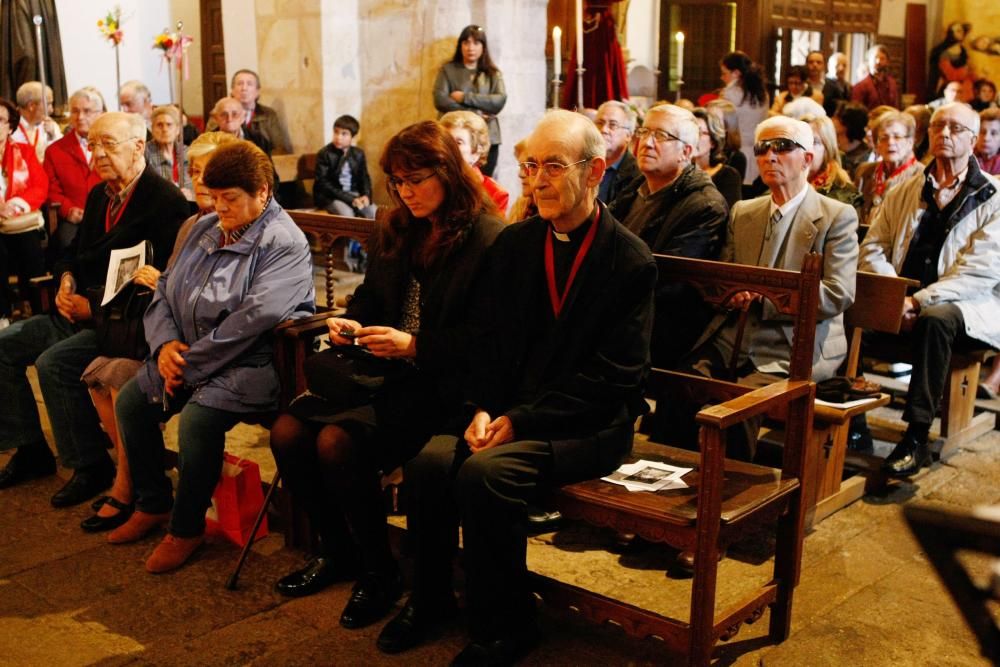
[108,140,315,574]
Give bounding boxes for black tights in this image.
[270,414,395,574]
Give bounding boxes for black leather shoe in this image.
[80,497,134,533]
[0,444,56,489]
[883,433,931,478]
[339,570,403,629]
[672,548,727,578]
[51,460,115,508]
[275,556,355,598]
[450,629,539,667]
[377,597,458,654]
[91,495,110,511]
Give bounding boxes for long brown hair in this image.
[378,120,495,267]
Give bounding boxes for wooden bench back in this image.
[655,253,822,382]
[843,271,919,377]
[287,209,376,309]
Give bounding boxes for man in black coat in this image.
[0,112,187,506]
[376,110,657,663]
[595,100,640,204]
[610,103,729,368]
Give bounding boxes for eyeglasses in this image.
[635,127,685,145]
[929,121,974,135]
[387,171,437,191]
[518,158,590,179]
[87,137,136,152]
[595,119,628,131]
[753,138,806,156]
[877,133,912,143]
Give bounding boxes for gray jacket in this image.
[433,61,507,145]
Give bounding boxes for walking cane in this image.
[226,469,281,590]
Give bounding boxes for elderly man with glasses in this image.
[594,100,639,204]
[860,102,1000,477]
[0,112,188,505]
[375,109,656,664]
[608,103,729,368]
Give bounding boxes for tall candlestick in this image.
[33,15,47,101]
[553,26,562,82]
[652,1,661,73]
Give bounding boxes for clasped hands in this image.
[326,316,416,358]
[54,273,92,324]
[464,409,514,453]
[157,340,190,397]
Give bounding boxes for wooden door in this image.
[199,0,226,122]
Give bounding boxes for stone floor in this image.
[3,380,998,665]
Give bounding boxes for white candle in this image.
[575,0,584,71]
[553,26,562,81]
[675,31,685,81]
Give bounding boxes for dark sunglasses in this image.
[753,137,806,156]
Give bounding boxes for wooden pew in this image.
[536,254,822,666]
[286,208,375,309]
[804,272,916,523]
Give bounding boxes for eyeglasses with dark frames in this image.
[634,127,686,145]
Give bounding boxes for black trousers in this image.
[903,303,973,426]
[0,230,45,317]
[405,434,552,639]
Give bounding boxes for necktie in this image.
[765,208,781,241]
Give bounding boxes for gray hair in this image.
[596,100,637,132]
[875,110,916,137]
[212,96,243,116]
[119,80,151,104]
[15,81,52,108]
[69,87,106,112]
[645,103,700,147]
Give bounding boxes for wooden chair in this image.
[536,254,822,666]
[287,208,374,309]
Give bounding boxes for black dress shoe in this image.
[450,629,539,667]
[0,444,56,489]
[377,597,458,654]
[339,570,403,629]
[883,433,931,478]
[51,460,115,508]
[80,497,134,533]
[91,495,110,511]
[275,556,355,598]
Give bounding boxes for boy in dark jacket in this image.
[313,115,376,219]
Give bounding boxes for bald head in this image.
[524,110,607,232]
[929,102,980,164]
[213,96,246,134]
[89,112,147,189]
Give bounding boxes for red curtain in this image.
[562,6,629,109]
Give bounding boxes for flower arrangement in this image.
[153,30,174,53]
[97,7,123,45]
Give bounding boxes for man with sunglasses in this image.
[677,116,859,451]
[608,104,728,368]
[377,110,656,663]
[0,112,187,505]
[860,102,1000,477]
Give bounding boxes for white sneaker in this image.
[0,317,9,330]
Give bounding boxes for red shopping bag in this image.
[205,453,268,547]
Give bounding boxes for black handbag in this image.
[95,282,154,360]
[302,344,407,408]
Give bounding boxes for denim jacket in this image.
[138,198,315,412]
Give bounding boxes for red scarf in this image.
[873,156,917,197]
[544,208,599,318]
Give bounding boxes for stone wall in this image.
[248,0,547,203]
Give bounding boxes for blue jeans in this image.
[0,313,107,468]
[116,377,246,538]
